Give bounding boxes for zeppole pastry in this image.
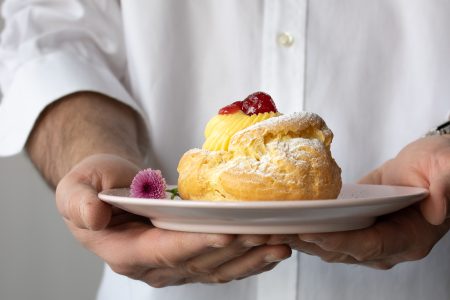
[177,92,342,201]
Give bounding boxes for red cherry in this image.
[241,92,277,115]
[218,100,243,114]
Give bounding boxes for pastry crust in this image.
[177,112,342,201]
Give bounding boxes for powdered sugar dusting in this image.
[238,112,323,135]
[222,137,327,177]
[267,137,323,162]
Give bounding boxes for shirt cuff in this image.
[0,51,143,156]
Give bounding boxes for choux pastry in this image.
[177,92,342,201]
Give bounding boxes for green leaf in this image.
[166,187,179,199]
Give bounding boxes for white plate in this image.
[98,184,428,234]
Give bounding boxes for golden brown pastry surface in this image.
[177,112,342,201]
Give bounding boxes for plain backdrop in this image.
[0,3,104,300]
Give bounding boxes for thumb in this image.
[56,154,140,230]
[358,168,382,185]
[57,182,112,230]
[421,172,450,225]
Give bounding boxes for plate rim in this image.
[98,183,429,210]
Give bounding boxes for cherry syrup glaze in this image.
[241,92,278,115]
[218,101,243,114]
[218,92,278,115]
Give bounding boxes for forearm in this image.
[26,92,147,187]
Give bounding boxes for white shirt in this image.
[1,1,449,299]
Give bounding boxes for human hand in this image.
[56,154,291,287]
[281,136,450,269]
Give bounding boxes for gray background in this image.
[0,3,103,300]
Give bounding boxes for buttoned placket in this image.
[258,1,309,300]
[260,0,308,114]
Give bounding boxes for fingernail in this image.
[207,235,233,248]
[211,242,227,248]
[299,235,323,244]
[264,254,284,263]
[243,240,263,247]
[211,241,229,248]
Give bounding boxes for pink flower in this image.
[130,168,167,199]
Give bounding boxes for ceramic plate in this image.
[98,184,428,234]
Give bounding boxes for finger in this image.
[360,260,396,270]
[299,208,450,266]
[139,267,186,288]
[236,262,279,280]
[181,234,270,275]
[142,261,280,288]
[193,244,291,284]
[270,234,354,263]
[266,234,298,245]
[421,172,450,225]
[77,225,236,277]
[128,235,269,287]
[299,207,448,262]
[137,262,282,288]
[292,238,360,264]
[135,229,235,268]
[294,237,397,269]
[298,216,411,262]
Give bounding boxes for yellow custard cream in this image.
[202,111,281,151]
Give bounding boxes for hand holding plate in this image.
[56,154,291,287]
[295,136,450,269]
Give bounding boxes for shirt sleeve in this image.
[0,0,143,156]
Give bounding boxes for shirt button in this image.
[277,32,295,47]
